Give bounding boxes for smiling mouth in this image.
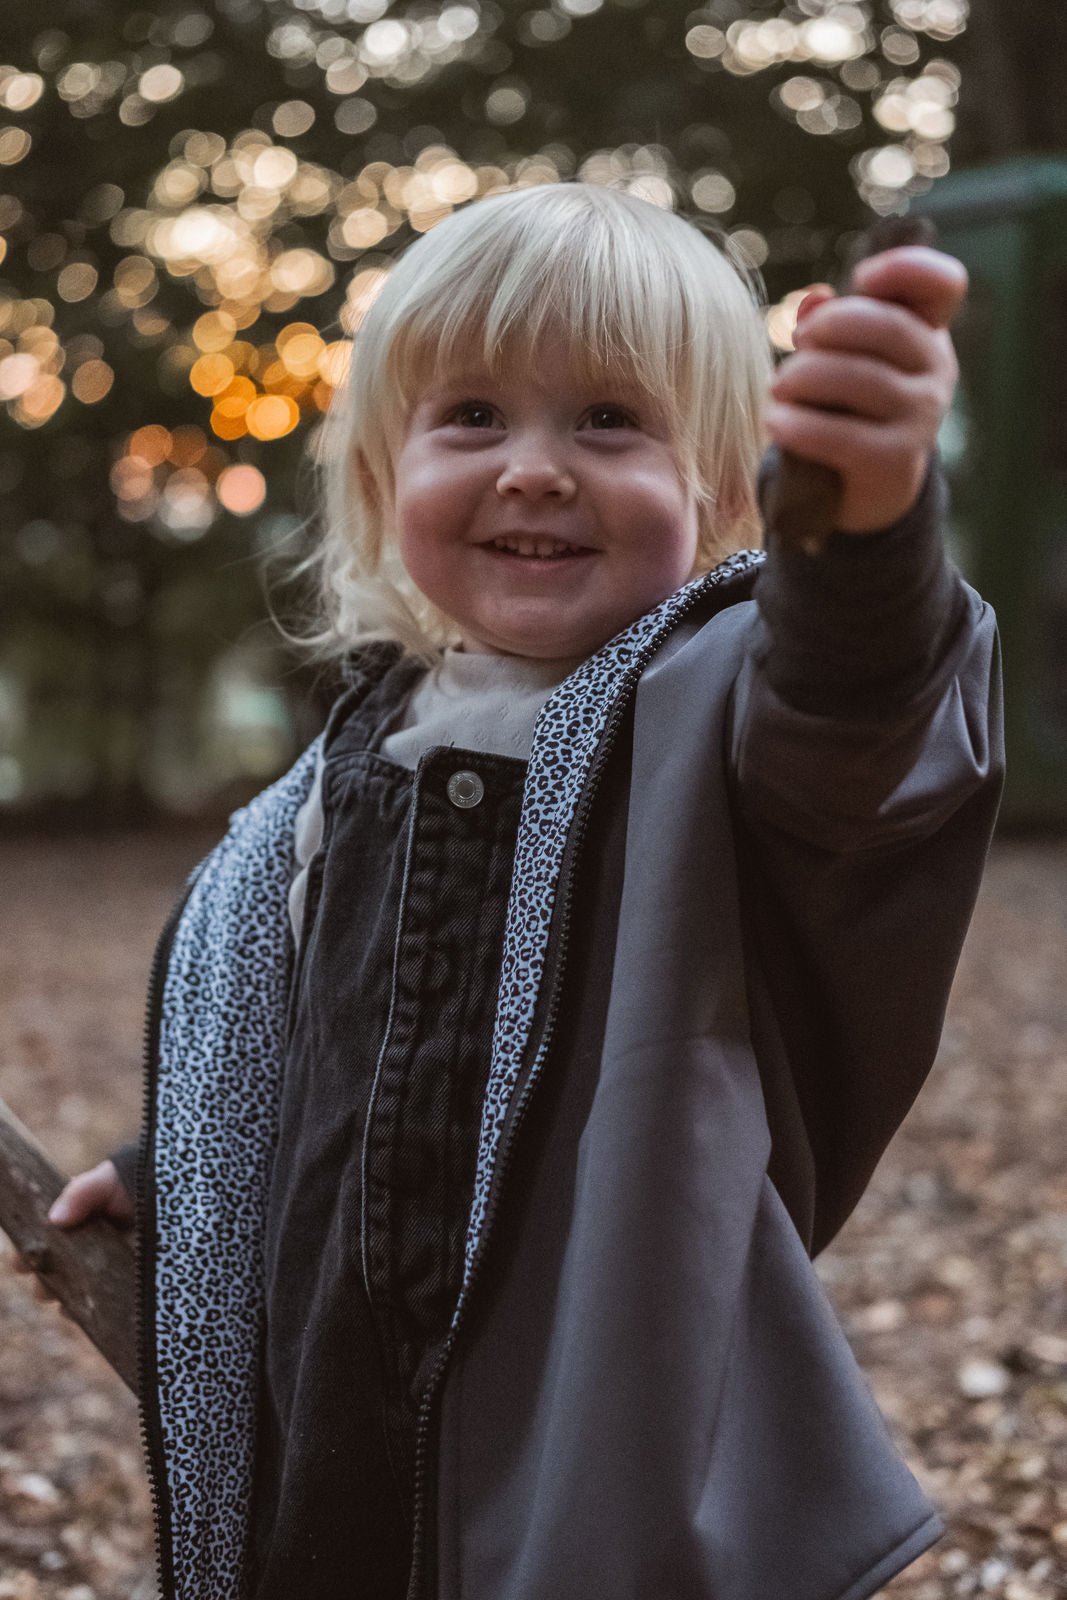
[486,536,593,559]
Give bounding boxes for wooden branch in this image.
[0,1095,137,1394]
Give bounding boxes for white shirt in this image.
[288,647,583,948]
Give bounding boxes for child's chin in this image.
[463,618,595,661]
[460,601,588,659]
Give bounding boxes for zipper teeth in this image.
[404,712,609,1599]
[361,785,422,1307]
[403,571,736,1598]
[135,877,198,1600]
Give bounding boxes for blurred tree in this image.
[954,0,1067,162]
[0,0,969,819]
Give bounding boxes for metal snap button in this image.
[447,769,484,809]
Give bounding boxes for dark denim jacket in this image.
[246,655,527,1597]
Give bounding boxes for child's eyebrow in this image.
[410,379,496,414]
[422,370,497,395]
[423,372,651,403]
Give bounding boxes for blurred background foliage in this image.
[0,0,1062,823]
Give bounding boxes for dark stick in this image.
[763,215,939,557]
[0,1095,137,1394]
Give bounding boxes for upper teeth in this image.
[491,536,581,557]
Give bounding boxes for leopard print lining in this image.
[155,744,320,1600]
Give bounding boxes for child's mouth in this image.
[485,536,592,561]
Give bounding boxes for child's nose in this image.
[496,451,576,501]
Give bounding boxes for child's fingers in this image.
[8,1161,131,1317]
[771,350,941,426]
[769,242,964,533]
[48,1160,132,1227]
[766,400,900,474]
[792,296,940,373]
[850,244,968,331]
[47,1171,102,1227]
[765,399,930,531]
[793,283,835,329]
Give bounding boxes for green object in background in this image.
[914,157,1067,827]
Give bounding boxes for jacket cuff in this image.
[109,1138,140,1203]
[753,455,970,719]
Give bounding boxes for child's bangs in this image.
[382,194,697,431]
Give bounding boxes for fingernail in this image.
[48,1201,67,1224]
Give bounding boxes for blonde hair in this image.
[302,182,771,659]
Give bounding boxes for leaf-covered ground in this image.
[1,830,1065,1599]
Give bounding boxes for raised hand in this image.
[766,245,968,534]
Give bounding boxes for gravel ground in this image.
[1,830,1065,1600]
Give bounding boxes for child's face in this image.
[390,337,700,659]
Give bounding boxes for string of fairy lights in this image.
[0,0,968,540]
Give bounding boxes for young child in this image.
[24,182,1001,1600]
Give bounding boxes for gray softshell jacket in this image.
[134,477,1004,1600]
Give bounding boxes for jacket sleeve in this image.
[732,458,1002,851]
[108,1138,140,1203]
[728,460,1005,1252]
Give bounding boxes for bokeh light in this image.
[0,128,32,166]
[190,353,236,396]
[170,425,209,467]
[729,227,770,269]
[71,360,115,404]
[246,393,300,440]
[129,425,173,466]
[57,264,99,303]
[273,100,316,138]
[279,331,324,378]
[217,463,267,514]
[193,311,238,353]
[0,353,40,401]
[159,467,214,537]
[765,289,810,353]
[0,71,45,111]
[139,65,185,104]
[15,375,66,428]
[691,172,736,215]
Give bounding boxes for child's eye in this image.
[450,401,502,430]
[582,405,636,431]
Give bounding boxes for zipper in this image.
[402,567,753,1599]
[360,785,425,1527]
[360,785,422,1314]
[134,868,203,1600]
